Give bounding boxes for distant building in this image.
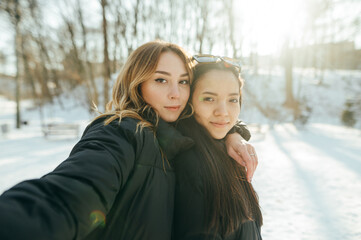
[292,41,361,70]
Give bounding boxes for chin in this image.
[211,132,227,140]
[160,115,179,123]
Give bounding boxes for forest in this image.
[0,0,360,128]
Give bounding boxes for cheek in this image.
[140,82,150,97]
[230,105,241,121]
[140,86,150,104]
[181,87,190,101]
[140,83,157,106]
[193,103,210,121]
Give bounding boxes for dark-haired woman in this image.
[173,57,263,240]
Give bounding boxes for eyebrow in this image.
[202,91,239,96]
[155,71,189,77]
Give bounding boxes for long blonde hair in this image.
[95,40,193,130]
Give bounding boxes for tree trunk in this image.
[77,0,99,107]
[196,1,208,54]
[282,38,297,109]
[21,36,37,101]
[101,0,111,110]
[14,0,21,128]
[224,0,239,58]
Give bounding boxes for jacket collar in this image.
[141,109,194,160]
[155,118,194,160]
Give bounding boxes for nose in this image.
[214,102,228,116]
[168,83,180,99]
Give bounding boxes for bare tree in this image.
[20,30,48,124]
[27,0,63,106]
[4,0,22,128]
[282,37,298,112]
[196,1,208,53]
[20,33,37,101]
[303,0,333,82]
[76,0,99,107]
[109,0,131,69]
[101,0,111,110]
[53,0,99,111]
[222,0,243,58]
[0,51,7,74]
[4,0,358,127]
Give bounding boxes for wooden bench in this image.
[42,123,80,139]
[1,123,9,136]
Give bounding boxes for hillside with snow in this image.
[0,69,361,239]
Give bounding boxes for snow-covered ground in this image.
[251,123,361,240]
[1,69,361,239]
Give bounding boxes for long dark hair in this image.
[177,62,262,237]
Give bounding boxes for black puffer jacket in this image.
[0,117,193,240]
[173,147,262,240]
[173,117,261,240]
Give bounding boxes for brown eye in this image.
[203,97,214,102]
[179,79,189,85]
[155,78,167,83]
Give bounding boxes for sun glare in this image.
[239,0,306,55]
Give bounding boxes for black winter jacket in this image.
[0,117,193,240]
[173,148,262,240]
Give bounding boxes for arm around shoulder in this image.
[228,120,251,141]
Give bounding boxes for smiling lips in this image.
[210,121,230,128]
[164,105,181,111]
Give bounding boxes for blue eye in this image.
[155,78,167,83]
[230,98,239,103]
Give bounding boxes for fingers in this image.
[224,133,259,183]
[245,145,258,183]
[227,147,246,167]
[245,152,255,183]
[234,144,258,183]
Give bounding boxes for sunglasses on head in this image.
[192,54,242,73]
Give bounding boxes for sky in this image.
[237,0,361,55]
[238,0,306,55]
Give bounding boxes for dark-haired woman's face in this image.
[192,69,240,139]
[141,52,190,122]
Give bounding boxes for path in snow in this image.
[252,123,361,240]
[1,122,361,240]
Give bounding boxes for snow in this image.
[1,69,361,239]
[251,123,361,239]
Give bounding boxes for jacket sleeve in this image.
[227,120,251,141]
[0,121,138,240]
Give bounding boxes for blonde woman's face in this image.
[141,51,190,122]
[192,69,240,139]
